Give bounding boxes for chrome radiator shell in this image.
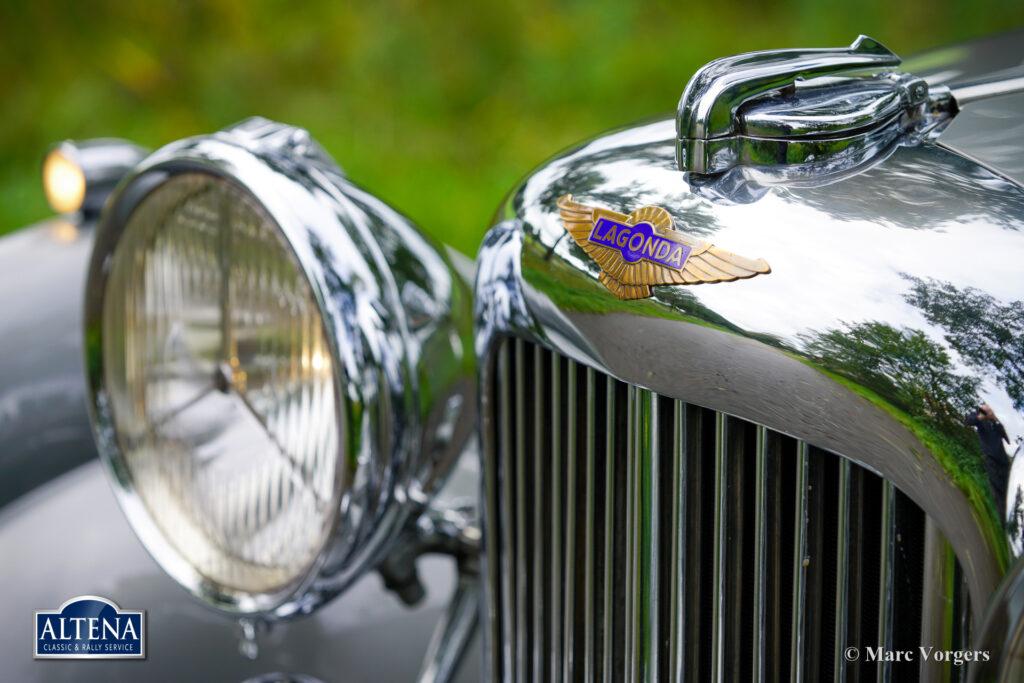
[473,112,1024,679]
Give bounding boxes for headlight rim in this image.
[84,124,417,618]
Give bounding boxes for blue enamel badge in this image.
[589,217,692,269]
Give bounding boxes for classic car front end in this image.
[2,30,1024,682]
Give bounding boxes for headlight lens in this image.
[102,172,340,595]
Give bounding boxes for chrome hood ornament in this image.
[557,194,770,300]
[676,35,945,175]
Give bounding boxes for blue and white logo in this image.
[34,595,145,659]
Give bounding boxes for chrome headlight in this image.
[84,119,473,617]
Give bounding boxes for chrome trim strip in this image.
[513,339,527,683]
[950,75,1024,105]
[549,352,563,682]
[583,367,597,683]
[790,441,808,683]
[416,571,481,683]
[563,360,579,682]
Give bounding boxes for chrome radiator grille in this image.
[482,337,970,682]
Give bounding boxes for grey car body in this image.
[3,29,1024,682]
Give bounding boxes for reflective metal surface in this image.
[679,36,897,157]
[676,35,953,176]
[950,77,1024,106]
[972,556,1024,681]
[480,338,966,681]
[939,92,1024,187]
[677,31,1024,192]
[904,29,1024,88]
[479,114,1023,610]
[416,563,481,683]
[475,34,1024,673]
[904,28,1024,188]
[85,118,474,620]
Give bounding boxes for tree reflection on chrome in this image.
[803,320,981,423]
[801,320,997,534]
[904,276,1024,411]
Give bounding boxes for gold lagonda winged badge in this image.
[557,194,771,300]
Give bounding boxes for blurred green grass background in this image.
[1,1,1022,255]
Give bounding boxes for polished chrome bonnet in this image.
[85,118,474,619]
[476,35,1024,679]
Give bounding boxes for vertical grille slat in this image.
[712,413,728,682]
[482,343,502,683]
[483,337,970,683]
[878,482,895,683]
[790,442,809,683]
[562,361,579,683]
[583,368,597,683]
[754,425,768,683]
[601,374,619,683]
[623,386,638,682]
[532,344,547,683]
[834,459,851,683]
[513,339,529,683]
[633,391,661,682]
[668,401,688,682]
[497,342,515,683]
[549,352,563,683]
